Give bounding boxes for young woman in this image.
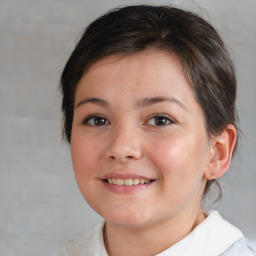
[52,5,256,256]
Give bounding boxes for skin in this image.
[71,49,236,256]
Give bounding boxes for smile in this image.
[106,178,153,186]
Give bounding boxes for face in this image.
[71,49,211,229]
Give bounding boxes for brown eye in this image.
[147,115,174,126]
[83,115,110,126]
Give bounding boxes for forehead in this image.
[86,49,184,78]
[76,49,192,98]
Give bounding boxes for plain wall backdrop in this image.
[0,0,255,255]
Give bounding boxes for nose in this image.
[106,125,142,163]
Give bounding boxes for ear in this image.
[204,124,237,180]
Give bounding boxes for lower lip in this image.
[102,180,154,194]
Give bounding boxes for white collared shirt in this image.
[52,211,255,256]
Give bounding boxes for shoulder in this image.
[203,211,256,256]
[221,237,256,256]
[170,211,251,256]
[51,221,107,256]
[51,232,89,256]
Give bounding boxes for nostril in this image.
[107,144,142,162]
[109,155,137,161]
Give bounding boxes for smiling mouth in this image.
[105,178,154,186]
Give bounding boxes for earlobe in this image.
[204,124,237,180]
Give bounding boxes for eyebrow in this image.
[75,96,187,111]
[136,96,188,111]
[75,98,109,108]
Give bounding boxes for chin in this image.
[99,207,153,229]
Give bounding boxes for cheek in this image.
[70,134,104,207]
[148,136,188,172]
[147,133,208,180]
[71,133,102,179]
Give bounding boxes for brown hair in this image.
[60,5,239,199]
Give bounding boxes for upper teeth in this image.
[107,178,151,185]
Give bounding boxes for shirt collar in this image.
[94,211,243,256]
[156,211,243,256]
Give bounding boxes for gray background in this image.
[0,0,255,255]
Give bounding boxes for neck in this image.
[104,208,206,256]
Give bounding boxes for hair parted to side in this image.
[60,5,239,200]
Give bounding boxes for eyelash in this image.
[82,114,110,126]
[145,114,175,126]
[82,113,175,127]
